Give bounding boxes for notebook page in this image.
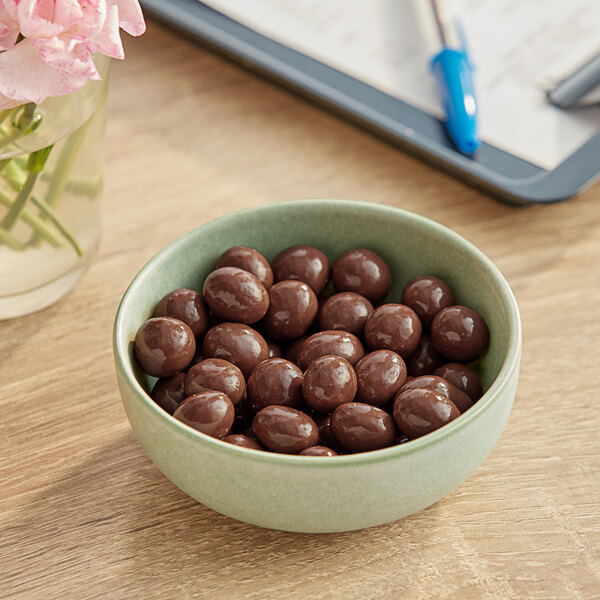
[201,0,600,169]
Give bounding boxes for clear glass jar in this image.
[0,56,109,319]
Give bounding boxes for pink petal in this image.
[0,37,88,104]
[53,0,85,30]
[111,0,145,36]
[17,0,65,39]
[86,4,123,60]
[2,1,18,22]
[74,0,107,40]
[38,35,100,79]
[0,92,23,110]
[0,3,18,50]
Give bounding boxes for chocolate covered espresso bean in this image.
[401,275,454,327]
[312,413,341,451]
[252,406,319,454]
[272,245,330,294]
[331,403,396,453]
[203,267,269,324]
[404,334,445,377]
[203,323,268,377]
[297,330,364,370]
[393,387,459,439]
[332,248,392,303]
[364,304,422,358]
[302,355,357,414]
[134,317,196,378]
[434,362,483,401]
[246,358,303,413]
[153,288,209,337]
[184,358,245,405]
[263,280,318,341]
[319,292,374,336]
[354,350,407,407]
[431,305,489,362]
[215,246,274,289]
[151,372,186,415]
[174,391,234,439]
[299,446,338,456]
[223,434,263,450]
[400,375,473,413]
[266,339,282,358]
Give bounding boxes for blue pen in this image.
[428,0,480,154]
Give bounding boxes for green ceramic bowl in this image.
[113,200,521,533]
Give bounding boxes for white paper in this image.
[200,0,600,169]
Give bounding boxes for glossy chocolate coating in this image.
[431,305,489,362]
[232,392,254,433]
[252,405,319,454]
[400,375,473,413]
[313,413,341,451]
[263,280,318,341]
[285,335,308,364]
[299,446,338,456]
[241,426,258,440]
[319,292,374,336]
[266,339,282,358]
[189,346,205,367]
[297,330,364,370]
[246,358,303,413]
[173,391,234,438]
[202,322,268,378]
[184,358,245,406]
[134,317,196,378]
[401,275,454,327]
[150,372,186,415]
[434,362,483,401]
[405,334,445,377]
[223,434,263,450]
[272,245,330,294]
[393,387,459,439]
[153,288,209,337]
[331,248,392,303]
[331,402,396,453]
[302,355,357,414]
[364,304,422,358]
[203,266,269,324]
[215,246,274,289]
[354,350,407,408]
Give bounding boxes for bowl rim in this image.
[113,199,522,467]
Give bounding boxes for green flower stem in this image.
[4,160,25,191]
[44,119,91,209]
[0,191,62,247]
[0,104,37,152]
[0,170,39,230]
[0,109,13,126]
[28,118,93,249]
[0,226,25,250]
[29,194,83,257]
[64,176,103,198]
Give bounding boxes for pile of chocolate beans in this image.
[133,245,489,455]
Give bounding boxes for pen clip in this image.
[455,20,473,69]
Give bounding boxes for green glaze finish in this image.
[113,200,522,533]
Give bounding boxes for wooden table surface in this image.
[2,22,600,600]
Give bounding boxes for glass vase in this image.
[0,56,109,319]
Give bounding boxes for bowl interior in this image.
[116,200,519,405]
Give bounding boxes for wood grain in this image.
[2,21,600,600]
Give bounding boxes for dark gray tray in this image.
[141,0,600,204]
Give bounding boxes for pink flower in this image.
[0,0,145,109]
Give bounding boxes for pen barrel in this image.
[431,48,479,154]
